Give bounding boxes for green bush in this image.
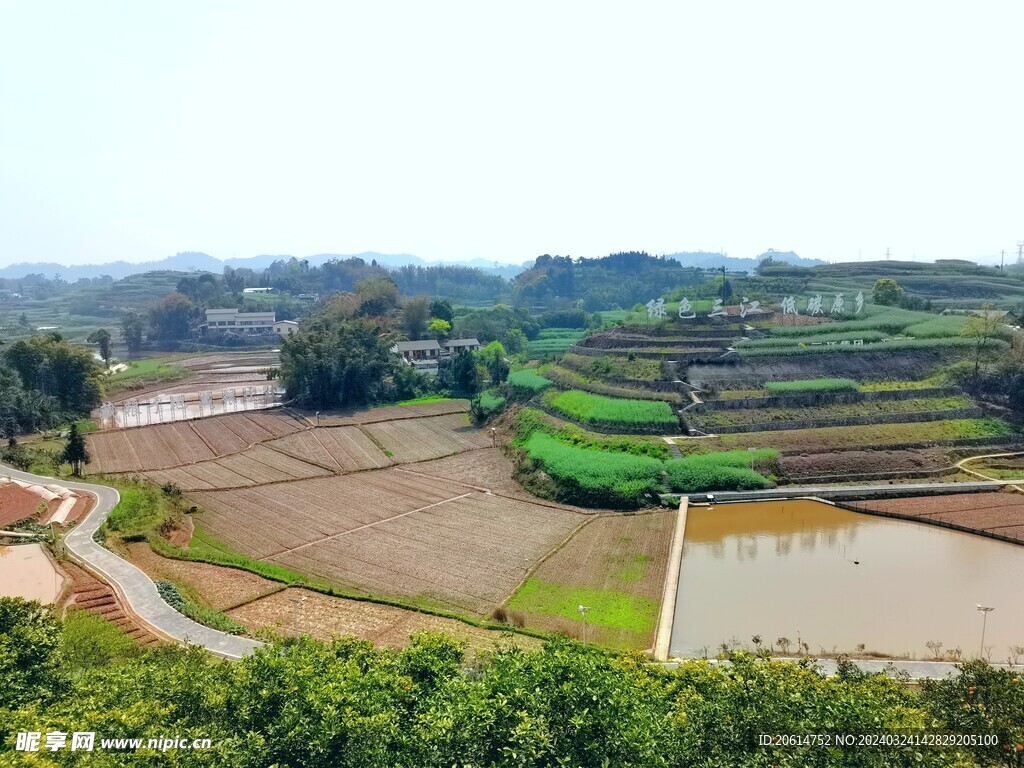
[665,450,777,493]
[523,432,664,507]
[764,378,859,394]
[547,390,678,430]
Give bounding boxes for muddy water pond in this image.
[670,500,1024,662]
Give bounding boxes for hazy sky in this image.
[1,1,1022,267]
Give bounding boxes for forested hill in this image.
[512,252,705,310]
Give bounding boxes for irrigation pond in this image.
[670,499,1024,663]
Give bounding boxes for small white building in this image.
[274,320,299,338]
[242,287,275,294]
[203,308,276,334]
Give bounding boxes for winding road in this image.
[1,463,261,660]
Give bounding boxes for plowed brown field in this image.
[86,411,306,474]
[228,587,540,651]
[853,492,1024,543]
[266,490,583,615]
[364,413,491,463]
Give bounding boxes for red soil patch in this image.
[0,486,55,526]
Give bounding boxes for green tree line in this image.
[1,598,1022,767]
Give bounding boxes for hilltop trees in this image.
[872,278,905,306]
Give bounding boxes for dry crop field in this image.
[190,468,584,616]
[853,492,1024,543]
[86,412,307,473]
[504,510,675,650]
[363,413,493,463]
[228,587,541,651]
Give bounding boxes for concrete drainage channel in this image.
[2,463,262,660]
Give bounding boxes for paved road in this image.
[1,463,261,660]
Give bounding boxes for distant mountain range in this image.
[0,252,530,281]
[0,248,826,282]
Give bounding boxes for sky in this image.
[1,1,1022,268]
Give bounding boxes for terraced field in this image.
[713,418,1014,454]
[690,396,976,429]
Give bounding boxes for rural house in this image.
[202,308,276,335]
[274,320,299,338]
[392,337,482,375]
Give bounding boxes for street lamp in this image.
[315,411,320,427]
[977,604,994,659]
[578,604,590,643]
[290,595,307,637]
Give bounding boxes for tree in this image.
[60,422,90,475]
[429,298,454,323]
[438,349,481,397]
[279,310,401,409]
[401,295,431,340]
[120,312,145,356]
[354,277,400,317]
[148,292,195,342]
[872,278,905,306]
[86,328,112,366]
[504,328,527,354]
[960,304,1005,378]
[479,341,509,384]
[0,598,66,709]
[427,318,451,338]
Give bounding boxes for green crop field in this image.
[546,390,678,430]
[764,378,859,394]
[507,369,553,393]
[540,365,680,403]
[506,578,659,635]
[665,449,777,493]
[716,418,1015,453]
[526,327,589,357]
[522,432,665,506]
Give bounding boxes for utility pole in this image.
[977,604,994,660]
[1017,241,1023,266]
